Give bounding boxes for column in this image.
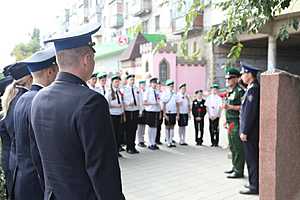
[268,34,277,71]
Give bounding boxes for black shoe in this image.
[148,145,156,150]
[156,141,163,145]
[227,172,244,179]
[138,143,147,148]
[153,145,159,150]
[170,144,176,148]
[119,147,125,152]
[224,169,234,174]
[239,189,259,195]
[196,142,202,146]
[118,153,123,157]
[214,144,219,147]
[211,144,215,147]
[133,149,140,154]
[180,143,188,146]
[126,149,135,154]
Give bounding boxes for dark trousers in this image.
[194,118,204,144]
[243,139,259,191]
[111,115,122,150]
[209,118,219,146]
[155,111,163,144]
[125,111,139,151]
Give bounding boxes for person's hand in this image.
[223,122,227,129]
[196,117,201,121]
[223,103,229,110]
[240,133,247,142]
[164,114,169,121]
[176,114,180,121]
[188,114,191,120]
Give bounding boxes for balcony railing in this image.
[172,14,203,34]
[133,0,152,17]
[110,14,124,28]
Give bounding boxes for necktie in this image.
[116,91,121,104]
[132,87,137,106]
[154,90,157,102]
[103,86,106,95]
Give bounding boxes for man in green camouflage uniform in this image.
[223,67,245,178]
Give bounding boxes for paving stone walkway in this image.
[119,116,259,200]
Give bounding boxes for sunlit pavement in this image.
[119,115,259,200]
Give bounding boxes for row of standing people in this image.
[0,24,125,200]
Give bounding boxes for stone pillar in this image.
[267,35,277,71]
[260,71,300,200]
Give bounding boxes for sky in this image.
[0,0,74,68]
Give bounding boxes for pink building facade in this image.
[141,43,207,95]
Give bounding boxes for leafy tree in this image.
[11,28,41,61]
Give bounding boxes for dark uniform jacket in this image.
[0,87,28,197]
[240,80,260,141]
[14,84,44,200]
[192,99,206,119]
[31,72,125,200]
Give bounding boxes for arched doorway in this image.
[159,59,170,84]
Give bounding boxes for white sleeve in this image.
[143,89,148,102]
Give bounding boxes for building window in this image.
[159,59,170,84]
[155,15,160,32]
[125,2,129,18]
[193,41,197,53]
[142,20,149,33]
[145,61,149,72]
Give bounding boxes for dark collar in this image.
[31,84,43,91]
[56,72,88,87]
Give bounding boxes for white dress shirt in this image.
[177,92,190,114]
[205,94,223,120]
[143,87,160,112]
[162,90,179,114]
[123,85,140,111]
[105,87,124,115]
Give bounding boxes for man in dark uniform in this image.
[239,64,260,195]
[13,47,58,200]
[31,24,125,200]
[0,63,32,199]
[223,67,245,179]
[192,90,206,145]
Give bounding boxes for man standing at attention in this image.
[205,83,223,147]
[239,64,260,195]
[31,24,125,200]
[223,67,245,179]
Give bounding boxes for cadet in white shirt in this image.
[143,77,160,150]
[137,80,147,147]
[87,73,97,91]
[105,75,125,157]
[96,72,107,96]
[162,79,179,148]
[123,74,140,154]
[177,83,191,145]
[205,83,223,147]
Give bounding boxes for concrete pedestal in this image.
[260,70,300,200]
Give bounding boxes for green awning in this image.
[143,34,166,44]
[94,42,128,60]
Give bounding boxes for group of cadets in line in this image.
[86,72,210,155]
[0,24,125,200]
[0,24,260,199]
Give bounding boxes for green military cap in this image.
[225,67,240,79]
[139,80,146,84]
[165,79,174,86]
[97,72,107,79]
[111,74,121,81]
[126,74,135,79]
[195,90,203,94]
[179,83,186,89]
[211,83,219,89]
